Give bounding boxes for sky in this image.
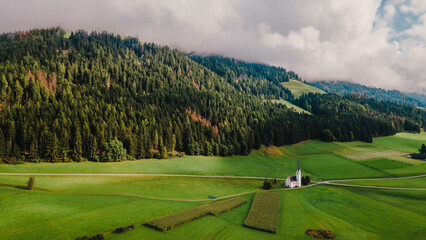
[0,0,425,93]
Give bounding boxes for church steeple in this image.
[296,159,302,187]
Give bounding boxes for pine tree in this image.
[158,138,168,159]
[420,144,426,154]
[0,128,7,162]
[73,130,83,161]
[45,133,58,162]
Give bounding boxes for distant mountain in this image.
[311,81,425,108]
[405,92,426,106]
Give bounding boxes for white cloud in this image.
[403,14,426,40]
[0,0,425,93]
[257,23,321,50]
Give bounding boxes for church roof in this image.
[287,176,297,182]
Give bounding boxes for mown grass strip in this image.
[144,197,247,232]
[243,192,281,233]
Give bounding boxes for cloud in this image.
[0,0,425,93]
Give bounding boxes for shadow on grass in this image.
[0,182,27,190]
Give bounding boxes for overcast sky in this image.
[1,0,425,93]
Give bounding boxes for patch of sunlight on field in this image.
[358,158,412,170]
[269,99,312,115]
[259,145,283,156]
[301,154,390,180]
[385,155,424,165]
[281,80,325,98]
[374,131,426,153]
[0,176,262,200]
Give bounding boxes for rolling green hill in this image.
[0,132,425,239]
[281,79,325,98]
[269,99,312,114]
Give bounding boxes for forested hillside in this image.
[311,80,425,107]
[406,92,426,106]
[0,28,424,163]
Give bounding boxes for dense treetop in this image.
[0,28,424,163]
[311,80,425,108]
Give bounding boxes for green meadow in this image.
[106,186,426,240]
[340,176,426,189]
[269,99,312,114]
[281,80,325,98]
[0,132,425,239]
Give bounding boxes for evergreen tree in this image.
[0,128,7,162]
[158,138,168,159]
[73,130,83,161]
[420,144,426,154]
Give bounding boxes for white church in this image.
[285,160,301,188]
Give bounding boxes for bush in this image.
[263,179,272,189]
[243,192,281,233]
[26,177,35,190]
[75,233,104,240]
[305,176,311,185]
[302,176,311,186]
[100,140,127,162]
[144,197,247,232]
[305,229,336,239]
[263,178,283,189]
[113,224,135,234]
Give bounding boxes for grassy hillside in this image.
[281,80,325,98]
[341,176,426,189]
[269,99,312,114]
[0,132,424,180]
[0,132,425,239]
[0,175,262,200]
[105,186,426,240]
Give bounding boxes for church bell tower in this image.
[296,160,302,187]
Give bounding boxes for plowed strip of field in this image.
[343,150,407,160]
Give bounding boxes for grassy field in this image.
[243,192,281,233]
[299,153,391,180]
[0,132,425,239]
[0,152,299,179]
[0,175,262,200]
[269,99,312,114]
[373,131,426,153]
[358,158,413,170]
[339,176,426,189]
[106,186,426,240]
[0,186,202,240]
[281,80,325,98]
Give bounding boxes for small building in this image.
[285,160,302,188]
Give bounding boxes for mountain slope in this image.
[405,92,426,106]
[311,80,425,107]
[0,28,424,163]
[281,80,325,98]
